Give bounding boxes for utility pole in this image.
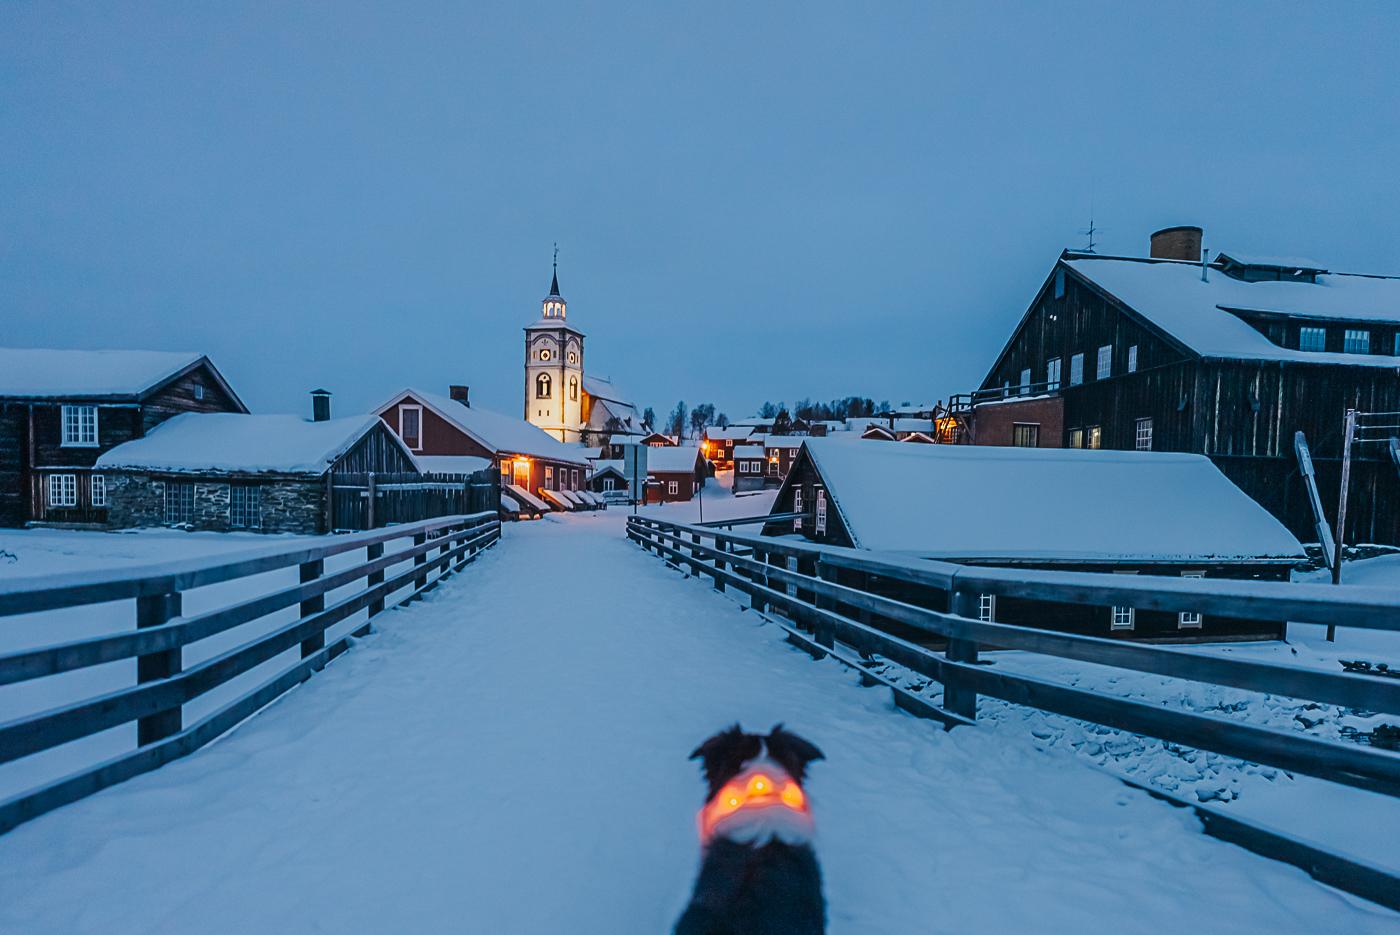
[1328,408,1357,641]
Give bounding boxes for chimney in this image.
[449,384,471,407]
[1149,225,1203,261]
[310,388,332,422]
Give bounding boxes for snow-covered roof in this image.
[0,348,228,400]
[764,436,806,449]
[731,417,775,428]
[415,455,491,476]
[645,446,703,473]
[524,318,585,334]
[847,417,934,434]
[706,425,756,440]
[1065,256,1400,367]
[1214,252,1328,272]
[96,413,399,475]
[733,445,766,459]
[591,459,626,477]
[582,375,632,406]
[796,439,1304,562]
[378,388,589,465]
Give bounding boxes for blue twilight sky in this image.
[4,2,1399,423]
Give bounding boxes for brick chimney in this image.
[449,385,470,407]
[310,389,331,422]
[1150,226,1203,261]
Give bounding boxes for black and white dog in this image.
[674,724,826,935]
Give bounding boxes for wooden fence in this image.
[626,514,1400,911]
[329,469,501,531]
[0,512,500,833]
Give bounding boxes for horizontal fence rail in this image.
[626,514,1400,911]
[0,512,501,833]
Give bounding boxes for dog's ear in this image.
[765,724,825,783]
[689,724,762,796]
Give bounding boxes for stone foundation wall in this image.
[107,473,325,535]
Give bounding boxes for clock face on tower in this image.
[567,351,577,364]
[540,348,552,361]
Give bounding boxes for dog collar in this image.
[698,764,812,845]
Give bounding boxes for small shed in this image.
[765,439,1306,643]
[642,446,705,503]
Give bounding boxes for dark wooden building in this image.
[0,348,246,527]
[765,439,1304,644]
[98,408,416,534]
[640,445,705,503]
[965,227,1400,544]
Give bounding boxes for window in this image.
[667,480,679,496]
[1087,425,1101,449]
[47,474,77,507]
[602,477,615,492]
[544,466,554,490]
[1069,353,1084,386]
[1011,423,1039,448]
[1395,333,1400,356]
[1046,357,1061,391]
[794,488,803,531]
[1111,571,1136,630]
[536,373,552,399]
[1097,344,1112,380]
[1135,417,1153,451]
[1054,267,1066,299]
[1127,345,1138,373]
[1019,368,1031,394]
[978,593,996,622]
[90,474,107,508]
[230,485,261,529]
[569,376,578,401]
[815,489,827,534]
[1299,326,1326,352]
[1178,572,1204,628]
[570,468,579,489]
[768,457,779,476]
[1344,329,1370,354]
[61,405,98,446]
[512,460,529,486]
[567,351,577,364]
[1068,428,1084,449]
[398,404,422,450]
[164,482,195,525]
[193,383,205,401]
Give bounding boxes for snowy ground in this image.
[1,492,1395,933]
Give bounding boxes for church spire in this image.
[549,243,561,297]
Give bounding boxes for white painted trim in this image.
[397,404,424,452]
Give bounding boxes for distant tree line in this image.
[639,395,893,440]
[756,397,891,422]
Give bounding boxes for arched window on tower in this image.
[536,373,552,399]
[569,376,578,401]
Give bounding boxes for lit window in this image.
[567,351,577,364]
[1046,357,1061,391]
[1070,353,1084,386]
[1179,572,1203,628]
[61,405,98,446]
[668,480,679,495]
[569,376,578,401]
[1097,344,1112,380]
[1012,423,1039,448]
[1019,368,1031,394]
[1087,425,1101,449]
[1344,329,1370,354]
[1135,417,1153,451]
[230,485,261,529]
[1068,428,1084,449]
[545,466,554,489]
[536,373,552,399]
[571,468,579,489]
[47,474,77,507]
[1300,326,1326,352]
[90,474,107,507]
[978,593,996,622]
[1127,345,1138,373]
[164,482,195,525]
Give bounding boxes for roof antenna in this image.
[1077,208,1099,254]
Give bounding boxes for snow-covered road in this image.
[1,508,1395,934]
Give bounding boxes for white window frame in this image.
[1344,328,1370,354]
[47,473,77,507]
[1097,344,1112,380]
[61,404,99,447]
[571,468,579,489]
[794,488,803,531]
[1111,570,1136,630]
[90,473,107,508]
[978,593,996,622]
[1178,572,1204,628]
[1135,417,1153,451]
[397,404,423,451]
[815,489,827,534]
[602,477,615,492]
[230,484,261,529]
[1299,326,1326,353]
[767,457,780,476]
[164,481,195,525]
[667,480,679,495]
[1019,367,1031,394]
[1069,353,1084,386]
[1046,357,1061,391]
[544,465,554,489]
[1127,345,1138,373]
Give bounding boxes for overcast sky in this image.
[4,2,1398,422]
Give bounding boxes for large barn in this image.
[765,438,1305,643]
[961,226,1400,544]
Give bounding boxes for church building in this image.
[523,256,643,444]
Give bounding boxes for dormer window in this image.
[1344,329,1371,354]
[1299,326,1326,352]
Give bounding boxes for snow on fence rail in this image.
[626,514,1400,911]
[0,512,500,833]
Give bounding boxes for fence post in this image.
[751,547,767,613]
[299,559,326,659]
[690,532,702,576]
[945,586,980,720]
[367,541,385,617]
[713,536,727,592]
[413,533,428,592]
[813,559,836,650]
[136,590,182,745]
[366,472,377,530]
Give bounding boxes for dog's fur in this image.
[674,724,826,935]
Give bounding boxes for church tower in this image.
[524,249,586,442]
